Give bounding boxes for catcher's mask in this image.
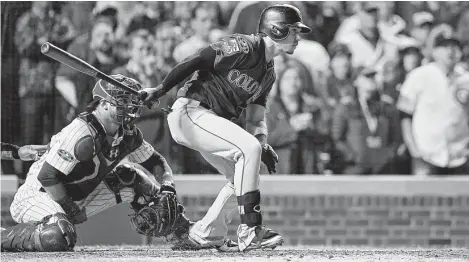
[92,74,144,127]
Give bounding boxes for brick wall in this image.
[181,195,469,247]
[2,175,469,247]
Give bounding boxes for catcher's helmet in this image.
[92,74,144,125]
[257,4,311,41]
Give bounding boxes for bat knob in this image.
[41,43,51,54]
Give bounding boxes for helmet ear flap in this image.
[270,22,290,40]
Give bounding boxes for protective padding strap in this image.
[237,190,262,227]
[1,213,77,252]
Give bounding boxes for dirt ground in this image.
[2,246,469,262]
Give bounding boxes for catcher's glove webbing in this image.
[130,192,181,238]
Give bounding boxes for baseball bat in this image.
[40,42,138,95]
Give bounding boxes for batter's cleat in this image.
[242,226,284,252]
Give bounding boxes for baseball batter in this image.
[141,4,311,252]
[1,75,190,252]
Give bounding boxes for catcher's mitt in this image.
[130,192,182,238]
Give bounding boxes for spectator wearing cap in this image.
[54,6,124,131]
[173,2,218,63]
[332,69,401,175]
[397,31,469,175]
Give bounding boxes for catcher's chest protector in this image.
[60,113,144,201]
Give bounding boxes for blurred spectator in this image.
[332,70,401,175]
[397,30,469,175]
[377,2,406,37]
[314,2,344,48]
[319,42,355,114]
[14,1,75,179]
[173,2,196,38]
[266,58,330,174]
[335,2,398,73]
[385,44,423,103]
[173,2,218,63]
[112,16,176,175]
[154,21,182,77]
[228,1,271,35]
[54,6,124,131]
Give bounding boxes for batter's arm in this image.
[245,104,268,144]
[141,46,216,101]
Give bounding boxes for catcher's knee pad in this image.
[237,190,262,227]
[1,213,77,252]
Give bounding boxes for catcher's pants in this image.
[10,180,135,224]
[167,97,262,244]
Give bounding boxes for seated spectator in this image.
[332,69,401,175]
[173,2,218,63]
[397,30,469,175]
[54,7,124,131]
[266,58,330,174]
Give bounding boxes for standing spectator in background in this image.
[314,2,344,49]
[335,2,398,73]
[332,69,401,175]
[266,58,329,174]
[173,2,218,63]
[15,2,75,179]
[377,2,406,37]
[397,30,469,175]
[54,7,123,132]
[402,12,435,63]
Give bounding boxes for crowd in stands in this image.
[2,1,469,176]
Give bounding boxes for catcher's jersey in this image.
[24,113,154,201]
[182,34,276,120]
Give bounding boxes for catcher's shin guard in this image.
[1,213,77,252]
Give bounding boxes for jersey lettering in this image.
[227,69,260,94]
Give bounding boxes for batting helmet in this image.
[257,4,311,41]
[92,74,144,125]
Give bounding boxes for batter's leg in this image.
[189,153,237,247]
[168,98,283,251]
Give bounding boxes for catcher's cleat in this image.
[241,226,284,252]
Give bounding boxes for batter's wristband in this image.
[1,142,20,159]
[254,134,268,146]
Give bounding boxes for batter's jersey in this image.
[23,113,154,201]
[182,34,276,120]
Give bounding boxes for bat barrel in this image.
[41,43,51,54]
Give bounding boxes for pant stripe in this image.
[185,106,247,196]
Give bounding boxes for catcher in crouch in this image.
[1,75,190,252]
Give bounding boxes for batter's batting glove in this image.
[139,85,164,109]
[261,144,279,174]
